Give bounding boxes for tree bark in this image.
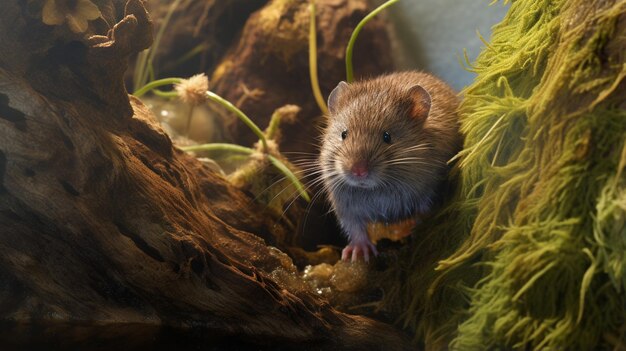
[0,0,410,349]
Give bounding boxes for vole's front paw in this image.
[342,239,379,262]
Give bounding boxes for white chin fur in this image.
[343,175,378,188]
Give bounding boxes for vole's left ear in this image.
[328,81,348,114]
[408,84,432,120]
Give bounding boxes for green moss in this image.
[380,0,626,349]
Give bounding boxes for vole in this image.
[319,71,462,262]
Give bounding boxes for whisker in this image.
[252,163,331,203]
[383,161,434,167]
[382,157,427,162]
[301,188,330,233]
[282,152,319,156]
[280,188,306,218]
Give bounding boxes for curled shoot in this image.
[345,0,400,83]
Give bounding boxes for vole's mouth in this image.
[343,173,378,188]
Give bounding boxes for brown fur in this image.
[319,71,462,260]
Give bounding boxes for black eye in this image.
[341,130,348,140]
[383,131,391,144]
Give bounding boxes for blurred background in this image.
[386,0,509,90]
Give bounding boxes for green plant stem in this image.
[133,78,183,98]
[308,1,328,114]
[135,79,268,150]
[345,0,400,82]
[206,91,268,151]
[181,143,253,154]
[153,89,178,98]
[265,109,283,140]
[265,105,300,140]
[180,143,310,201]
[184,106,194,137]
[267,154,310,202]
[133,50,149,92]
[134,0,183,92]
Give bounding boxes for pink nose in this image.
[350,161,369,178]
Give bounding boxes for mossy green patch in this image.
[380,0,626,349]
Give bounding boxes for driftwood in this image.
[0,0,410,349]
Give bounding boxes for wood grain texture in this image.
[0,0,410,348]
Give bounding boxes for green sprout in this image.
[133,0,183,92]
[345,0,400,83]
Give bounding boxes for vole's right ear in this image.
[327,81,348,114]
[407,84,432,120]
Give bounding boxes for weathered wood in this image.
[0,0,410,348]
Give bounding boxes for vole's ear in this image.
[408,84,432,120]
[327,81,349,114]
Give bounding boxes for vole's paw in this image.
[342,240,379,262]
